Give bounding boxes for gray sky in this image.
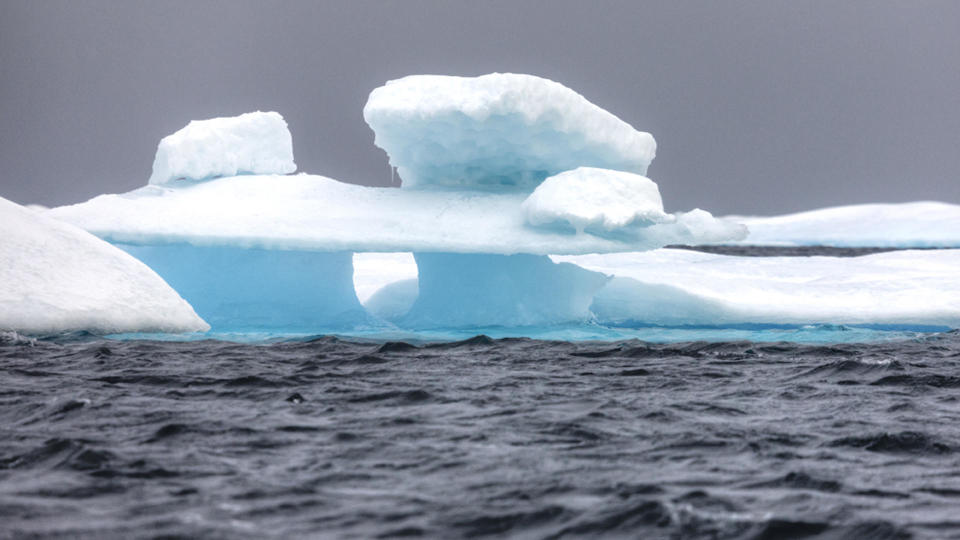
[1,0,958,215]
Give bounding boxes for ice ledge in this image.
[49,174,746,256]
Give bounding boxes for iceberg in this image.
[363,73,656,189]
[50,174,741,330]
[556,249,960,329]
[730,201,960,247]
[47,75,747,332]
[149,111,296,186]
[0,196,208,335]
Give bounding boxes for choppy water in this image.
[3,330,960,539]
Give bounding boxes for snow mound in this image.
[49,174,745,255]
[149,111,296,186]
[0,196,208,335]
[731,201,960,247]
[522,167,670,234]
[363,73,656,190]
[557,249,960,328]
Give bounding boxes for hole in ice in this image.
[353,253,419,321]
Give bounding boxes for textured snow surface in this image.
[732,202,960,247]
[149,111,296,186]
[49,174,745,255]
[557,249,960,328]
[363,73,656,190]
[523,167,669,234]
[0,197,208,335]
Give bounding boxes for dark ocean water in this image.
[2,246,960,539]
[2,330,960,539]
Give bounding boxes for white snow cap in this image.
[149,111,296,186]
[363,73,656,190]
[0,196,208,335]
[522,167,670,234]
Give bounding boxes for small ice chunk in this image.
[0,196,208,335]
[522,167,669,234]
[149,111,296,186]
[363,73,656,190]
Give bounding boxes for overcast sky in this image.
[1,1,958,215]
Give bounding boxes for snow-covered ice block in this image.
[363,73,656,190]
[119,244,370,331]
[0,196,208,335]
[557,249,960,328]
[49,174,746,255]
[522,167,670,235]
[149,111,296,186]
[401,253,610,328]
[730,201,960,247]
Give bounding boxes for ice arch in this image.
[355,252,611,328]
[119,244,370,331]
